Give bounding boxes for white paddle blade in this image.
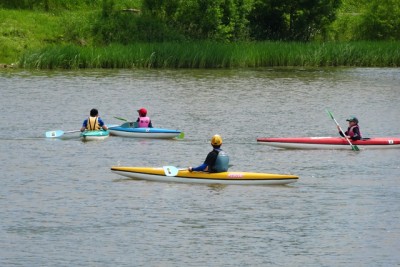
[163,166,179,176]
[45,130,64,138]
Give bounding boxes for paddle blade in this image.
[326,109,334,119]
[352,145,360,151]
[114,116,128,122]
[45,130,64,138]
[176,132,185,139]
[163,166,179,176]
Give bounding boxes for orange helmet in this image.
[137,108,147,117]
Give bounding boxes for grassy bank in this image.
[0,8,96,65]
[1,8,400,68]
[19,41,400,69]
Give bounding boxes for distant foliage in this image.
[248,0,341,41]
[0,0,138,11]
[93,0,184,43]
[330,0,400,41]
[140,0,252,41]
[2,0,399,43]
[0,0,103,10]
[356,0,400,40]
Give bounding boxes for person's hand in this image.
[188,167,193,172]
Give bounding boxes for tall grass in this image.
[19,41,400,69]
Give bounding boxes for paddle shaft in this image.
[163,164,233,176]
[114,116,128,122]
[327,110,359,151]
[45,129,80,138]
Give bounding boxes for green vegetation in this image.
[20,41,400,69]
[1,0,400,68]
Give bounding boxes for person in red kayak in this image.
[81,108,108,132]
[136,108,153,128]
[338,116,362,140]
[188,134,230,173]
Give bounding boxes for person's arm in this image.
[98,118,108,130]
[337,126,347,137]
[189,151,217,172]
[81,119,87,132]
[189,163,208,172]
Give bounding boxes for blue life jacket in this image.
[213,149,229,172]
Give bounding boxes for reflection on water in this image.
[0,68,399,266]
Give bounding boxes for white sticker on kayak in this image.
[388,140,394,144]
[228,173,244,178]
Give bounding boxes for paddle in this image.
[114,117,138,128]
[163,166,181,176]
[45,129,81,138]
[114,116,128,122]
[45,124,117,138]
[163,164,234,176]
[326,109,360,151]
[176,132,185,139]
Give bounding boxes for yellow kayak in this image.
[111,166,298,185]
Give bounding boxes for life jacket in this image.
[87,117,100,130]
[212,149,229,172]
[348,125,361,138]
[138,116,150,128]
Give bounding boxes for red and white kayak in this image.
[257,137,400,150]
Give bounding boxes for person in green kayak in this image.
[81,108,108,132]
[188,134,230,173]
[338,116,362,140]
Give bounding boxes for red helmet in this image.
[137,108,147,116]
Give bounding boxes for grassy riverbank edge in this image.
[1,8,399,69]
[18,41,400,69]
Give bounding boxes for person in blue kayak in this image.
[81,108,108,132]
[338,116,362,140]
[188,134,230,173]
[136,108,153,128]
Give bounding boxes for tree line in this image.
[2,0,400,43]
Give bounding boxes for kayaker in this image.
[81,108,108,132]
[188,134,230,173]
[338,116,362,140]
[136,108,153,128]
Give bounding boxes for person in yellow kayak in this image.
[136,108,153,128]
[338,116,362,140]
[80,108,108,132]
[188,134,230,173]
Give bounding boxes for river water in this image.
[0,68,399,266]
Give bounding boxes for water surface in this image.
[1,68,399,266]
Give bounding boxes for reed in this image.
[19,41,400,69]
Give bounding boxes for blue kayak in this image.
[108,122,183,139]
